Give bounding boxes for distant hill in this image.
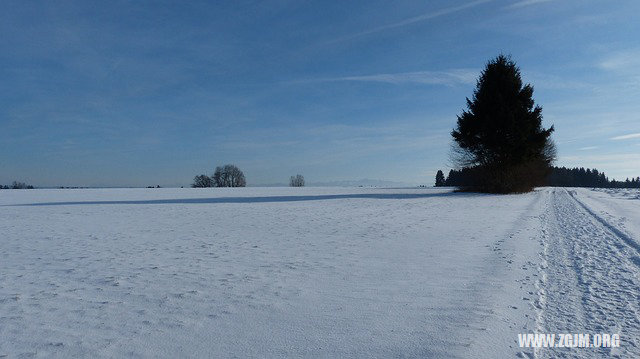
[308,178,415,187]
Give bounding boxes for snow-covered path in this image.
[537,188,640,358]
[0,187,638,357]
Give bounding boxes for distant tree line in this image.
[0,181,34,189]
[192,164,246,188]
[547,167,640,188]
[435,166,640,189]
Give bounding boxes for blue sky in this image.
[1,0,639,187]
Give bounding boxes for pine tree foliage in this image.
[451,55,555,193]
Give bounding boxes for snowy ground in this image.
[0,187,638,358]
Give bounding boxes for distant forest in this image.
[0,181,34,189]
[439,166,640,189]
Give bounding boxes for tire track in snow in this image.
[538,188,640,358]
[567,190,640,258]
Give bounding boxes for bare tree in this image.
[213,164,246,187]
[191,174,213,188]
[10,181,33,189]
[434,170,445,187]
[212,166,222,187]
[289,174,305,187]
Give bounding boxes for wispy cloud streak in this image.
[599,49,640,72]
[506,0,555,9]
[611,133,640,140]
[329,0,493,43]
[293,69,478,86]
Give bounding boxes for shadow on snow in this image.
[8,191,487,207]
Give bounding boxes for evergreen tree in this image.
[435,170,446,187]
[451,55,555,193]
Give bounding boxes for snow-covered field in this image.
[1,187,638,358]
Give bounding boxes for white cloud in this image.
[297,69,478,86]
[506,0,555,9]
[611,132,640,140]
[578,146,598,151]
[599,50,640,72]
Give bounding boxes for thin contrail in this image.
[326,0,494,44]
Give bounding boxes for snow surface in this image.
[0,187,638,357]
